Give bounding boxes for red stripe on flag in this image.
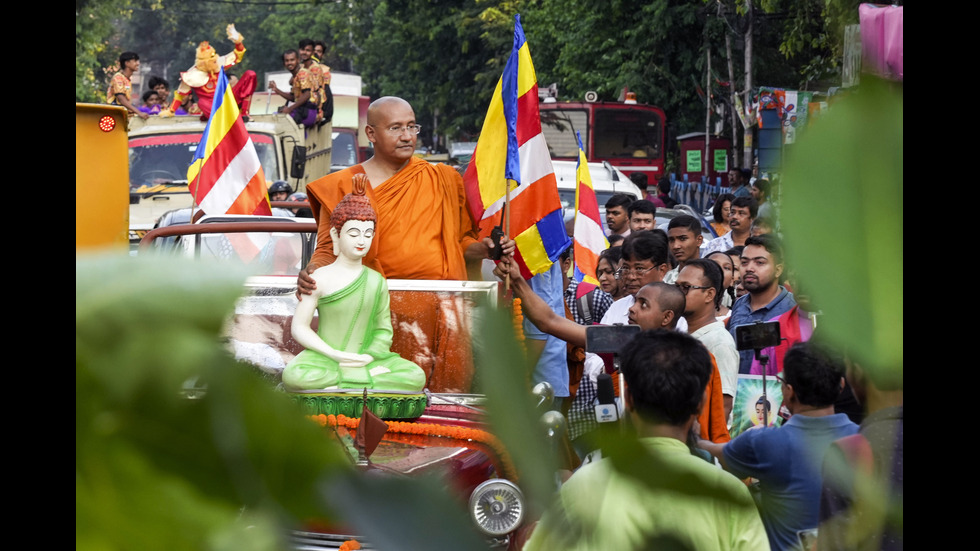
[515,88,541,147]
[189,122,250,198]
[577,183,601,224]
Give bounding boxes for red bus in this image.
[539,100,667,181]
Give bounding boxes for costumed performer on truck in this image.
[159,24,256,120]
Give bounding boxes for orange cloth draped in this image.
[305,156,480,279]
[699,354,732,444]
[304,157,481,392]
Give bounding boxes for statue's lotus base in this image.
[289,389,428,419]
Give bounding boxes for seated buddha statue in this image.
[282,175,426,392]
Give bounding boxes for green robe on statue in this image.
[283,267,426,391]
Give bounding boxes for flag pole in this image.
[504,178,513,292]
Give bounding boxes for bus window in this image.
[540,109,588,158]
[593,108,662,160]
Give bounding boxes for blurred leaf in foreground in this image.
[76,253,349,551]
[781,77,903,386]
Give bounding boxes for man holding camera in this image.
[728,234,796,373]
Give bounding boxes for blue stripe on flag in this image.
[537,208,571,261]
[501,15,527,183]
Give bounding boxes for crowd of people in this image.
[285,92,899,550]
[106,32,333,127]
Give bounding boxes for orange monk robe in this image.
[304,156,481,392]
[699,354,732,444]
[305,156,480,280]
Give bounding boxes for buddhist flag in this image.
[187,67,271,216]
[572,132,608,298]
[463,14,570,279]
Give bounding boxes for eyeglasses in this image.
[616,265,656,278]
[774,374,786,385]
[674,282,712,295]
[369,124,422,136]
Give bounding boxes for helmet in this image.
[288,192,308,202]
[268,181,293,195]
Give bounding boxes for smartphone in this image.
[585,324,641,354]
[734,321,781,351]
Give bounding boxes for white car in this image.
[552,160,642,223]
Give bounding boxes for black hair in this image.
[282,49,299,62]
[598,246,622,269]
[667,214,702,235]
[620,330,713,426]
[751,217,773,233]
[744,234,784,266]
[607,234,625,247]
[706,251,736,305]
[628,199,657,218]
[605,192,634,211]
[559,243,572,263]
[148,76,169,91]
[648,282,685,326]
[314,40,327,51]
[755,396,772,411]
[752,178,771,197]
[119,51,139,65]
[731,196,759,218]
[622,229,668,265]
[657,177,672,194]
[712,193,735,224]
[141,89,159,103]
[783,341,846,407]
[298,38,315,50]
[630,172,648,190]
[683,259,723,308]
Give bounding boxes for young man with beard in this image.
[728,234,796,373]
[270,49,317,127]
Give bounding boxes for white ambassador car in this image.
[552,160,642,223]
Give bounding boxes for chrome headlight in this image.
[468,479,525,537]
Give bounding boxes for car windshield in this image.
[175,229,311,276]
[331,131,358,168]
[129,133,278,189]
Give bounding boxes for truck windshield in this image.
[129,133,278,188]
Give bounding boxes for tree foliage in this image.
[77,0,868,144]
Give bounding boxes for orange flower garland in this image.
[310,413,516,480]
[338,540,360,551]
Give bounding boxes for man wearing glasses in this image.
[299,96,511,282]
[676,259,739,421]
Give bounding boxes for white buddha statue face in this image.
[331,219,375,261]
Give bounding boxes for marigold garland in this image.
[512,297,525,345]
[310,413,517,480]
[338,540,360,551]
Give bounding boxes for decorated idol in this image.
[159,24,256,120]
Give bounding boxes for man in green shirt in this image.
[524,330,770,551]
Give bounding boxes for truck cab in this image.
[127,114,332,243]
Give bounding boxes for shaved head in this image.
[648,282,685,329]
[367,96,413,125]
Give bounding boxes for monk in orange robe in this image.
[298,97,513,392]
